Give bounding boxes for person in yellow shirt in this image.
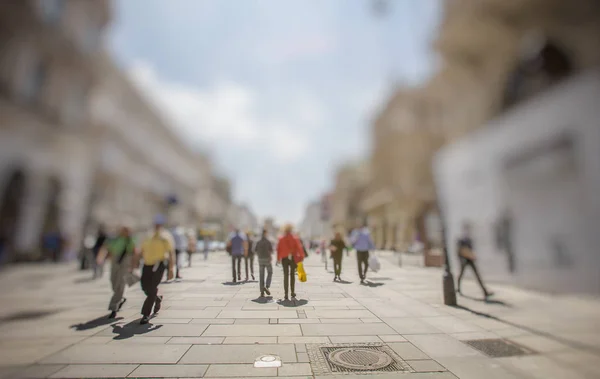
[131,215,175,324]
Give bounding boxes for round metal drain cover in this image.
[328,348,393,371]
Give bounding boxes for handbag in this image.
[297,261,307,282]
[368,254,381,272]
[459,247,476,260]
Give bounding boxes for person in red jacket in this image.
[277,224,305,301]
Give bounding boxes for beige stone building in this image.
[330,161,369,238]
[0,0,112,260]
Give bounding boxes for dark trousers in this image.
[332,252,342,277]
[174,249,183,278]
[282,258,296,297]
[231,255,242,280]
[259,262,272,293]
[245,254,255,279]
[458,258,489,295]
[357,250,369,280]
[141,263,165,317]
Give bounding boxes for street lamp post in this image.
[439,205,457,306]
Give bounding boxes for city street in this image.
[0,251,598,379]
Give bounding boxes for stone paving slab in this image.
[128,364,209,378]
[179,344,297,364]
[39,345,191,364]
[300,322,396,336]
[49,364,137,378]
[203,324,302,337]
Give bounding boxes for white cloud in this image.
[127,61,317,165]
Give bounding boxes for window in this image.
[39,0,65,24]
[22,59,47,103]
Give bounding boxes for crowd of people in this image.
[91,215,492,325]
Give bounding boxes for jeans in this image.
[357,250,369,280]
[141,262,165,317]
[259,263,272,293]
[174,249,183,278]
[282,258,296,297]
[245,254,255,279]
[231,255,242,280]
[458,258,489,296]
[332,252,342,277]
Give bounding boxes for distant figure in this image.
[456,223,493,298]
[203,236,210,261]
[276,224,305,301]
[170,225,187,281]
[92,225,107,279]
[186,230,196,267]
[350,223,375,284]
[244,231,255,281]
[254,229,274,297]
[320,239,328,271]
[329,232,347,282]
[227,229,248,283]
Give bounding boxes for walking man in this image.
[277,224,305,301]
[227,228,248,283]
[133,215,175,325]
[254,229,274,297]
[457,223,493,298]
[244,231,255,281]
[91,225,108,279]
[96,224,136,319]
[350,223,375,284]
[203,236,210,261]
[329,231,347,282]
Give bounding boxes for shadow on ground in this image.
[362,281,385,287]
[1,309,63,322]
[111,319,163,340]
[71,315,123,331]
[221,281,243,286]
[277,299,309,307]
[336,279,353,284]
[251,296,274,304]
[74,277,96,284]
[460,293,513,307]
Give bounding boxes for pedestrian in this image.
[329,231,347,282]
[170,225,186,281]
[203,236,210,261]
[320,239,328,271]
[97,224,136,319]
[132,215,175,325]
[276,224,305,301]
[227,228,248,283]
[350,223,375,284]
[244,231,255,281]
[186,230,196,268]
[456,223,493,298]
[254,229,274,297]
[92,225,107,279]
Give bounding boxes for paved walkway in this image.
[0,251,598,379]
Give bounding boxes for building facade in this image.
[330,161,369,238]
[0,0,112,261]
[299,199,330,241]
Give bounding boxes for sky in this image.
[108,0,443,225]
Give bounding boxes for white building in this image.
[435,70,600,295]
[299,200,329,240]
[0,0,112,260]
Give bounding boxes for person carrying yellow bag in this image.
[276,224,305,301]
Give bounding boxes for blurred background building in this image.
[299,196,331,241]
[321,0,600,284]
[0,0,234,263]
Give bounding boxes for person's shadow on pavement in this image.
[71,315,123,331]
[251,296,274,304]
[337,279,353,284]
[111,319,163,340]
[277,299,308,307]
[362,281,384,288]
[461,293,512,307]
[221,281,243,286]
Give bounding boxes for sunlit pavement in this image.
[0,252,599,379]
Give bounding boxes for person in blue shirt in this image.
[227,229,248,283]
[350,223,375,284]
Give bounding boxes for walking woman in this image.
[276,224,305,301]
[329,232,347,282]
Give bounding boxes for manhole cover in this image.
[307,343,412,375]
[328,348,392,370]
[464,339,535,358]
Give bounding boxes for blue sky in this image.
[108,0,442,224]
